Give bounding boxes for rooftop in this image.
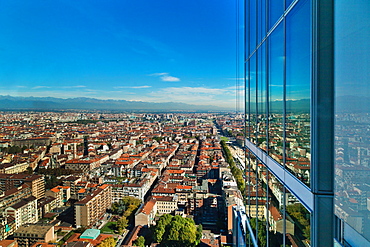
[80,229,100,240]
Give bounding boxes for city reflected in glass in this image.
[246,0,311,187]
[335,1,370,242]
[245,0,313,245]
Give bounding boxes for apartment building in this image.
[65,155,109,172]
[74,184,111,228]
[0,184,32,212]
[0,174,45,199]
[46,186,71,207]
[62,176,82,200]
[0,161,29,174]
[5,196,38,229]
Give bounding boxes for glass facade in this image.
[245,0,315,245]
[243,0,370,246]
[334,1,370,245]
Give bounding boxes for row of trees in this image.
[111,196,141,234]
[153,214,202,247]
[220,140,246,192]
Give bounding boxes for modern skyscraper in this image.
[244,1,370,246]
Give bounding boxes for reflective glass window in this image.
[286,0,294,9]
[257,43,267,150]
[268,0,283,30]
[335,1,370,243]
[285,0,311,187]
[285,190,311,245]
[268,23,284,166]
[257,0,266,45]
[249,0,257,52]
[249,54,257,145]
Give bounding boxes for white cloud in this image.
[32,86,51,89]
[114,85,152,89]
[161,75,180,82]
[150,72,180,82]
[150,72,168,76]
[62,85,87,88]
[131,85,151,88]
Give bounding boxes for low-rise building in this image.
[13,224,55,247]
[153,196,178,215]
[63,229,112,247]
[134,197,157,226]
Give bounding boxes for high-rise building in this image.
[74,184,111,228]
[243,1,370,246]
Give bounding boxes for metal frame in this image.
[310,0,334,246]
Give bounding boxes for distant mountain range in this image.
[0,95,230,112]
[336,95,370,113]
[0,95,362,113]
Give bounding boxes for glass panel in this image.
[286,0,294,9]
[285,0,311,187]
[249,0,257,52]
[285,191,311,246]
[268,0,284,30]
[257,0,267,44]
[268,173,311,246]
[335,1,370,243]
[268,23,284,166]
[267,174,285,246]
[245,151,271,246]
[246,61,251,141]
[245,0,250,57]
[257,43,267,150]
[245,150,257,211]
[249,54,257,145]
[261,163,271,246]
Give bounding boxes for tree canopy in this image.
[111,196,141,216]
[116,216,128,234]
[111,196,141,234]
[97,237,116,247]
[133,236,145,247]
[153,214,202,247]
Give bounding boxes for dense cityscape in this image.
[0,110,313,247]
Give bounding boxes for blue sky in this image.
[0,0,243,108]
